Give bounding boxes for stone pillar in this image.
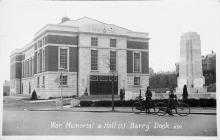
[176,32,206,93]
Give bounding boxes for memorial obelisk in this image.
[176,32,206,93]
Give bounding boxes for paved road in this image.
[3,111,217,136]
[3,96,216,114]
[3,96,217,136]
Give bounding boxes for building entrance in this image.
[90,75,118,95]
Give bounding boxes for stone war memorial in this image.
[176,32,215,99]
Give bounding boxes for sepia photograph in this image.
[0,0,219,139]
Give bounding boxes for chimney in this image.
[61,16,70,23]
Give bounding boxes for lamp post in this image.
[111,70,117,111]
[111,71,115,111]
[59,67,65,109]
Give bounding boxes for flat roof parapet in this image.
[10,49,23,57]
[34,24,79,40]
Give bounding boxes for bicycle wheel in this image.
[148,102,156,115]
[176,102,190,116]
[154,102,167,116]
[132,102,143,114]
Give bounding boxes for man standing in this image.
[145,86,152,114]
[120,89,124,101]
[168,88,176,116]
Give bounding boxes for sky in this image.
[0,0,219,82]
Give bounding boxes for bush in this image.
[181,99,199,107]
[80,101,93,107]
[79,99,216,107]
[72,95,77,98]
[31,90,38,100]
[199,98,216,107]
[114,100,135,107]
[152,88,170,93]
[94,100,112,107]
[3,92,7,96]
[207,84,216,92]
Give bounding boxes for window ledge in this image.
[58,85,69,88]
[91,70,99,72]
[133,72,142,74]
[133,85,141,87]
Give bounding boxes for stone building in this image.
[3,80,10,96]
[202,51,216,86]
[202,51,216,72]
[10,17,150,99]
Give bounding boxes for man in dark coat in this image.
[120,89,124,101]
[182,85,188,100]
[168,88,176,116]
[145,86,152,114]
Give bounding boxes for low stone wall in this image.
[125,91,216,100]
[153,92,216,99]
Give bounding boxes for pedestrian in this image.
[120,89,124,101]
[168,87,176,116]
[145,86,152,114]
[122,88,125,100]
[182,84,188,100]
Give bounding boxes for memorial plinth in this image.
[176,32,206,93]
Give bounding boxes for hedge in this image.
[80,99,216,107]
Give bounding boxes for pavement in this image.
[3,96,217,136]
[26,106,217,115]
[3,95,217,115]
[3,110,217,136]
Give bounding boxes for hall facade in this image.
[10,17,150,99]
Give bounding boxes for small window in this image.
[110,39,116,47]
[42,37,45,46]
[42,76,45,88]
[22,61,24,78]
[29,59,31,77]
[37,40,40,48]
[42,49,45,71]
[32,57,34,76]
[134,77,140,86]
[37,77,40,88]
[91,50,98,70]
[59,48,68,69]
[134,52,141,73]
[60,75,67,85]
[27,60,29,77]
[37,52,40,73]
[39,40,42,48]
[110,51,116,71]
[34,43,37,50]
[91,37,98,46]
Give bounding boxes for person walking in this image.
[145,86,152,114]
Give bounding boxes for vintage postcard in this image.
[0,0,219,140]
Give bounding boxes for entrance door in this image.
[90,75,118,95]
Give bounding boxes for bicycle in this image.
[132,96,156,114]
[154,97,190,116]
